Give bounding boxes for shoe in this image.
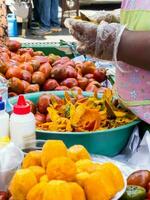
[30,22,40,30]
[51,27,62,32]
[32,27,52,36]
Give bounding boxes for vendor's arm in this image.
[118,30,150,70]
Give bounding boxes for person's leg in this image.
[32,0,52,35]
[50,0,61,31]
[39,0,51,29]
[33,0,40,22]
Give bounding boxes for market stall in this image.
[0,3,150,200]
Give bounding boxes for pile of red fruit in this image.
[0,40,107,97]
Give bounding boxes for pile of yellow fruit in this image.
[9,140,125,200]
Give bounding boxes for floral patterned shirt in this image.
[115,0,150,124]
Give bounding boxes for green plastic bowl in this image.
[9,91,141,157]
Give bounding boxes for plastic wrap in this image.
[128,131,150,170]
[0,143,24,191]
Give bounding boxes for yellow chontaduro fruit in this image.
[9,169,37,200]
[41,140,68,168]
[76,172,90,188]
[69,182,86,200]
[68,145,91,162]
[46,157,76,182]
[43,180,72,200]
[27,182,48,200]
[76,159,98,174]
[22,151,42,168]
[40,175,49,183]
[84,170,116,200]
[101,162,125,191]
[29,166,45,182]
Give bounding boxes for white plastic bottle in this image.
[0,96,9,142]
[10,95,36,149]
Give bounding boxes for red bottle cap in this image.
[13,95,30,115]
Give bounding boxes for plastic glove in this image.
[9,1,29,19]
[65,18,125,60]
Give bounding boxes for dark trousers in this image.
[33,0,40,22]
[36,0,60,29]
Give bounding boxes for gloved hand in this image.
[65,18,125,60]
[9,1,29,19]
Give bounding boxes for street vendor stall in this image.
[0,0,150,199]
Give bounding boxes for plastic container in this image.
[10,95,36,149]
[7,14,18,37]
[0,97,9,142]
[9,91,141,156]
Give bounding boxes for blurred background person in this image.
[32,0,61,35]
[32,0,40,22]
[31,0,40,29]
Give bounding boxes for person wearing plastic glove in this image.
[0,0,8,44]
[65,0,150,125]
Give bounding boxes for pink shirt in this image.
[115,0,150,124]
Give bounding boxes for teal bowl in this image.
[9,91,141,157]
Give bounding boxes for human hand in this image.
[65,18,125,60]
[65,19,97,56]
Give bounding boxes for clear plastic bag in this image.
[0,143,24,191]
[128,131,150,170]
